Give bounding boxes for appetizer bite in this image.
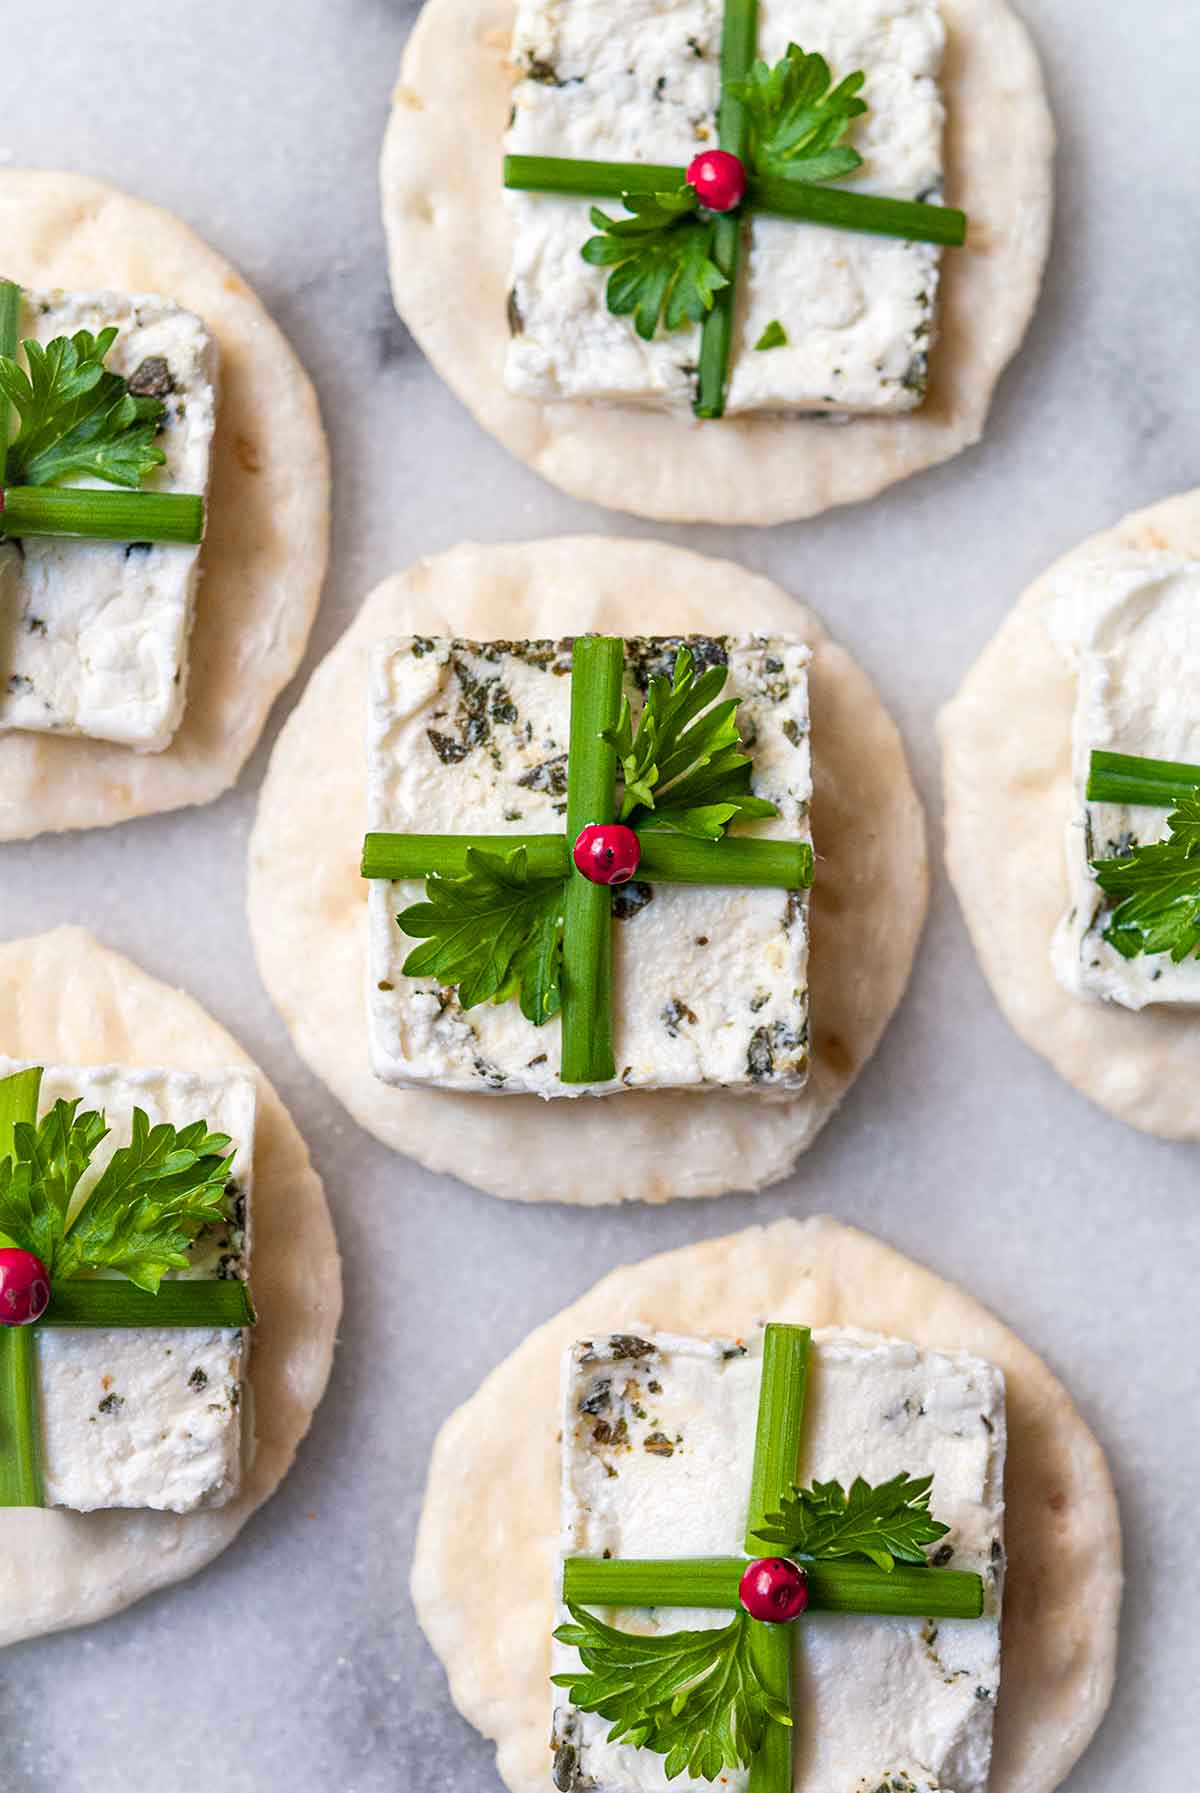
[249,537,928,1200]
[0,172,329,841]
[0,927,340,1644]
[940,487,1200,1140]
[411,1217,1120,1793]
[381,0,1053,523]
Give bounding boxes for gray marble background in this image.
[2,0,1197,1786]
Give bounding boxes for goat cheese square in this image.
[0,288,218,752]
[367,634,812,1099]
[554,1327,1006,1793]
[1050,549,1200,1008]
[0,1059,254,1514]
[504,0,945,415]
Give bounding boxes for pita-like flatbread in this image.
[380,0,1053,526]
[412,1216,1120,1793]
[0,171,329,841]
[939,487,1200,1140]
[247,536,927,1203]
[0,926,341,1646]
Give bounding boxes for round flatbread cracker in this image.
[380,0,1053,526]
[939,487,1200,1141]
[0,926,341,1646]
[0,171,330,842]
[412,1215,1120,1793]
[247,536,927,1203]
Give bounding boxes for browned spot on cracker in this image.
[234,436,262,475]
[393,83,424,110]
[818,1033,855,1079]
[224,275,247,296]
[1047,1490,1067,1515]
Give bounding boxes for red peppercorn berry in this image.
[0,1247,51,1326]
[738,1556,809,1623]
[573,822,642,886]
[686,149,748,213]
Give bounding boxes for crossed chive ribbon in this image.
[361,634,814,1085]
[503,0,965,418]
[0,1067,255,1509]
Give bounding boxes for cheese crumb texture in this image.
[0,1060,254,1514]
[555,1327,1006,1793]
[504,0,944,415]
[1050,549,1200,1008]
[367,634,812,1099]
[0,289,218,751]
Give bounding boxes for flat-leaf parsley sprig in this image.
[582,188,729,342]
[1087,750,1200,963]
[728,43,867,184]
[755,1472,950,1572]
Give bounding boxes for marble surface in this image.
[1,0,1198,1787]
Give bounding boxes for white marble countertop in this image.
[2,0,1197,1787]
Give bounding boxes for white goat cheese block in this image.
[0,1059,253,1514]
[504,0,944,415]
[1050,550,1200,1008]
[554,1327,1006,1793]
[0,288,218,751]
[367,634,812,1099]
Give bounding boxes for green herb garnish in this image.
[728,44,866,184]
[602,646,779,840]
[553,1603,790,1781]
[581,188,729,342]
[1092,793,1200,963]
[756,1472,950,1571]
[0,1087,235,1294]
[0,327,167,490]
[754,320,788,351]
[398,845,566,1025]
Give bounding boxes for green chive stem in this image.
[747,1624,792,1793]
[746,1324,810,1553]
[0,279,20,483]
[0,487,205,545]
[503,157,964,247]
[0,1326,43,1508]
[562,1555,984,1620]
[694,0,757,419]
[560,637,624,1084]
[1086,749,1200,808]
[361,831,811,890]
[43,1279,256,1328]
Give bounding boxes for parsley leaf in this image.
[602,647,778,840]
[756,1473,951,1572]
[553,1605,790,1781]
[0,1092,235,1294]
[397,845,566,1025]
[754,320,788,351]
[728,43,867,184]
[0,327,167,489]
[582,187,729,341]
[1092,793,1200,962]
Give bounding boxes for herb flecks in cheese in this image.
[0,289,218,752]
[0,1059,254,1515]
[504,0,945,416]
[555,1328,1006,1793]
[367,634,812,1099]
[1050,550,1200,1007]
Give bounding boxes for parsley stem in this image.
[42,1280,256,1328]
[504,157,965,246]
[1086,749,1200,807]
[746,1324,810,1554]
[561,636,624,1083]
[0,280,20,483]
[0,1064,44,1509]
[0,1326,43,1508]
[562,1555,985,1619]
[0,486,205,545]
[361,831,811,889]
